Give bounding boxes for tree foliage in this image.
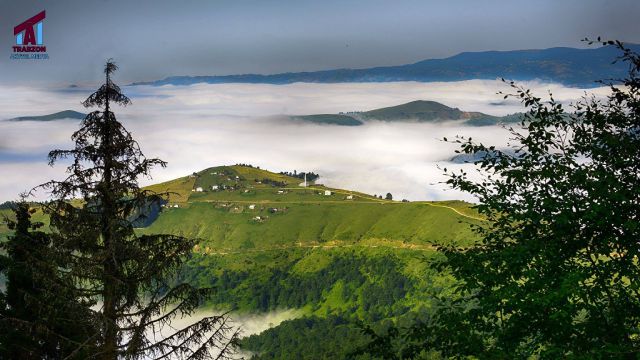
[437,40,640,358]
[38,60,237,359]
[356,40,640,359]
[0,201,95,359]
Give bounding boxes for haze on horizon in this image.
[1,0,640,85]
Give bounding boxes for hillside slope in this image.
[0,165,482,358]
[138,165,480,308]
[289,114,363,126]
[151,167,483,358]
[361,100,500,123]
[136,165,483,250]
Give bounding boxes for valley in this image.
[139,164,483,358]
[0,164,483,358]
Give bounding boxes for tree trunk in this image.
[101,79,118,360]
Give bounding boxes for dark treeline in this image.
[181,253,412,321]
[234,163,260,169]
[242,316,372,360]
[257,178,288,187]
[279,170,320,182]
[0,201,17,210]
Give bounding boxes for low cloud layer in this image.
[0,80,611,202]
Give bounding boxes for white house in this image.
[277,190,285,194]
[346,195,354,200]
[324,190,332,196]
[249,204,256,210]
[173,204,179,208]
[195,187,203,192]
[211,185,219,190]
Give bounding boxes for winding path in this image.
[198,241,439,256]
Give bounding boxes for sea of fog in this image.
[0,80,611,202]
[160,308,302,359]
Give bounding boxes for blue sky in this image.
[1,0,639,85]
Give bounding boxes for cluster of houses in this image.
[250,206,286,222]
[210,185,238,191]
[192,183,241,192]
[161,203,181,209]
[190,172,244,193]
[197,185,357,199]
[216,203,259,211]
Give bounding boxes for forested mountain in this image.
[141,165,481,358]
[0,164,481,358]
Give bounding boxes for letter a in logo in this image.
[14,11,46,45]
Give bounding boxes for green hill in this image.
[0,205,50,242]
[290,100,523,127]
[143,200,478,251]
[142,164,481,250]
[140,165,483,357]
[289,114,363,126]
[361,100,492,122]
[7,110,86,122]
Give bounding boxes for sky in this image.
[1,0,640,85]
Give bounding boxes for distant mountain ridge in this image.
[290,100,522,126]
[132,44,640,88]
[7,110,86,122]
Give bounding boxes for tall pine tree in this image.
[42,60,237,359]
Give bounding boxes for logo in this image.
[11,10,49,60]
